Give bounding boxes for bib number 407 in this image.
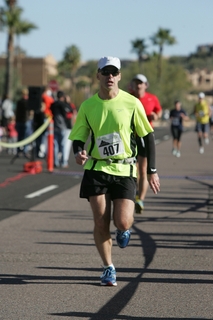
[97,132,124,158]
[103,143,119,157]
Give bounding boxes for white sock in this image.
[104,264,114,269]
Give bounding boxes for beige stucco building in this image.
[186,68,213,104]
[187,68,213,92]
[0,54,58,87]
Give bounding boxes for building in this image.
[0,54,58,87]
[187,68,213,92]
[197,44,213,56]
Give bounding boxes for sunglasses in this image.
[100,69,120,77]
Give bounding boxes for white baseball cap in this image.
[132,74,148,83]
[98,56,121,70]
[198,92,205,99]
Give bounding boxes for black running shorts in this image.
[80,170,137,201]
[171,126,182,141]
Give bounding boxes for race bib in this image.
[96,132,124,158]
[172,117,180,126]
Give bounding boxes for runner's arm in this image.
[73,140,88,165]
[143,132,160,194]
[73,140,85,155]
[143,132,156,174]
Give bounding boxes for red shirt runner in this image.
[139,92,162,127]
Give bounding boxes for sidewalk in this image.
[0,131,213,320]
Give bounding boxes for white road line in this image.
[25,185,59,199]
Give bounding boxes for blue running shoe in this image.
[115,229,131,248]
[100,266,117,286]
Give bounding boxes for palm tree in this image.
[131,38,147,71]
[15,19,37,84]
[58,45,81,94]
[150,28,176,80]
[76,60,98,97]
[0,0,37,99]
[0,0,17,99]
[63,45,81,73]
[0,7,5,31]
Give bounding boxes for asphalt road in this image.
[1,125,212,319]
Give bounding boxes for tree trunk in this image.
[17,37,22,86]
[4,31,14,98]
[157,46,163,81]
[3,0,16,99]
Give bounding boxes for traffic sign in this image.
[48,79,59,92]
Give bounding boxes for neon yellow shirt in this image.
[69,89,153,177]
[195,100,209,124]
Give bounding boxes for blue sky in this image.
[0,0,212,62]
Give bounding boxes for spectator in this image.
[0,125,3,153]
[33,92,45,158]
[7,115,18,155]
[1,94,14,129]
[50,91,67,168]
[64,95,77,168]
[0,96,2,125]
[42,86,54,118]
[15,88,33,157]
[41,86,55,156]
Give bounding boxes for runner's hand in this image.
[147,173,160,194]
[75,150,88,165]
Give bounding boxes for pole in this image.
[47,119,54,172]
